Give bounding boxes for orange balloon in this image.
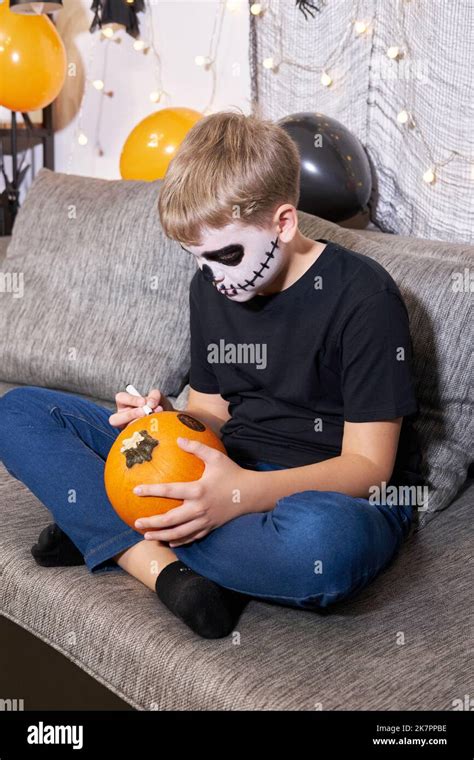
[120,107,203,181]
[0,0,66,112]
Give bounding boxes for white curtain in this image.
[249,0,474,242]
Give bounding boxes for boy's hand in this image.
[108,388,175,430]
[133,437,256,545]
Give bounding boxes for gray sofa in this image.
[0,170,472,710]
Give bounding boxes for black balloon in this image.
[277,112,372,223]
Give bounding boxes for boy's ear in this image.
[274,204,298,243]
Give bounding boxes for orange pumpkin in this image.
[104,411,226,532]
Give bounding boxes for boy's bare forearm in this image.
[184,405,228,439]
[241,453,389,514]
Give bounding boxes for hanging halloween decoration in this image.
[89,0,145,39]
[295,0,322,21]
[104,411,227,530]
[277,112,372,222]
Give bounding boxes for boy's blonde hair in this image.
[157,109,301,247]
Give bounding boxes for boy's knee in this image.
[273,490,355,549]
[1,386,25,405]
[1,386,41,411]
[0,388,29,423]
[0,387,55,439]
[0,390,31,463]
[271,491,370,600]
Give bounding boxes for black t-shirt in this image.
[189,238,423,487]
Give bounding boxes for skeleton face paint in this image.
[179,224,284,302]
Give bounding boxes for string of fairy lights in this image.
[67,0,231,169]
[392,0,474,184]
[67,0,472,186]
[194,0,227,115]
[144,0,171,106]
[254,0,473,185]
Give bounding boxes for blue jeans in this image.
[0,386,413,610]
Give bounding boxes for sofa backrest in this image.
[0,168,195,403]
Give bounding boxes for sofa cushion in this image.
[0,169,195,402]
[0,379,470,709]
[298,211,473,528]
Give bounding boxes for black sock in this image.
[31,523,85,567]
[155,560,250,639]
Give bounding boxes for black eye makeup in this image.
[211,245,244,266]
[179,243,245,267]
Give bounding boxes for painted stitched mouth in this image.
[214,236,279,296]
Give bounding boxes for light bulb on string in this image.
[250,2,263,14]
[263,56,278,71]
[320,70,333,87]
[77,132,88,146]
[132,38,150,56]
[423,168,436,184]
[195,55,212,69]
[149,91,162,103]
[354,21,368,35]
[88,79,113,97]
[387,46,401,59]
[397,109,411,125]
[99,28,121,45]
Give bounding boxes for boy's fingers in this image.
[115,391,147,408]
[146,389,162,403]
[108,411,131,428]
[111,390,166,428]
[109,407,144,428]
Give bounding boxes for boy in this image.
[0,112,421,639]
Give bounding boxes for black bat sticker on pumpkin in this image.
[120,430,159,468]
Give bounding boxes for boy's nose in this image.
[202,264,225,283]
